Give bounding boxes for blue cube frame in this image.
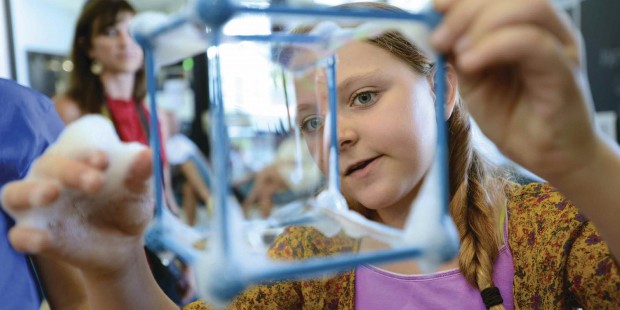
[133,0,452,302]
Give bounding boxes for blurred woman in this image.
[53,0,194,305]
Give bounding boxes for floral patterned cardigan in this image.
[185,183,620,309]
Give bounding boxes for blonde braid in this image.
[448,103,506,310]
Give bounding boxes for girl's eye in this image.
[300,116,324,134]
[103,28,119,37]
[352,91,377,106]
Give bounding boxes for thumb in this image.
[8,227,51,254]
[124,149,153,193]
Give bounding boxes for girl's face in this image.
[297,41,437,216]
[89,11,143,75]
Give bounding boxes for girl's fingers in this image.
[1,181,61,211]
[432,0,459,12]
[31,155,105,194]
[456,25,567,74]
[431,0,490,52]
[8,226,51,254]
[124,149,153,193]
[457,0,579,64]
[78,149,110,170]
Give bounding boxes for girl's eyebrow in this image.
[295,102,317,125]
[297,102,315,114]
[337,69,384,95]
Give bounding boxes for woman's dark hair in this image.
[65,0,145,113]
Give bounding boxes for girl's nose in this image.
[337,117,358,151]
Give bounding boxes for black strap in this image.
[481,286,503,309]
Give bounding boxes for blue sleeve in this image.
[0,78,64,309]
[0,78,64,185]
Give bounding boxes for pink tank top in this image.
[355,215,514,309]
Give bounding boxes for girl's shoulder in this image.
[183,227,357,309]
[505,182,590,255]
[506,182,620,308]
[505,182,585,230]
[268,226,358,260]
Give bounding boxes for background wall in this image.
[0,0,10,78]
[8,0,78,86]
[581,0,620,140]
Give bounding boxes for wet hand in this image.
[1,149,154,276]
[1,116,157,277]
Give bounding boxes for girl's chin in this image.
[345,189,376,208]
[349,187,414,212]
[352,196,392,211]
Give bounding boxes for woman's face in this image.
[297,41,437,215]
[89,11,143,75]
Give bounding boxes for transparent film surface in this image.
[138,3,458,305]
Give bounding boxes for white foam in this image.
[9,115,147,229]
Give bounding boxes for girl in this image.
[3,0,618,309]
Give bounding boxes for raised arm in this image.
[431,0,620,256]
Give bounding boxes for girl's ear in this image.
[444,64,458,120]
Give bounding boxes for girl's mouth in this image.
[345,155,382,176]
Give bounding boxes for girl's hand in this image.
[1,149,154,278]
[431,0,600,183]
